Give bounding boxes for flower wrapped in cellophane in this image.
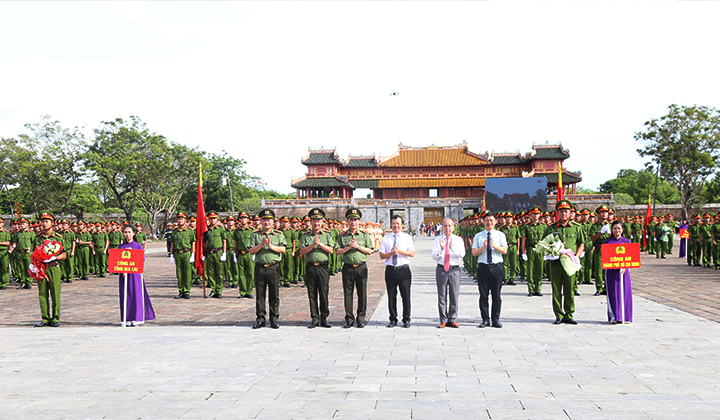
[29,239,64,281]
[532,234,581,276]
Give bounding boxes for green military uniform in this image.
[579,212,594,287]
[13,224,35,288]
[35,213,65,327]
[521,210,546,296]
[60,224,76,283]
[171,215,195,298]
[700,217,713,267]
[93,229,109,277]
[249,209,287,327]
[0,220,10,289]
[280,220,296,286]
[545,200,585,323]
[337,208,373,327]
[203,215,227,297]
[223,224,238,288]
[501,214,519,285]
[299,208,336,327]
[234,223,255,298]
[711,218,720,269]
[665,219,676,255]
[647,220,658,254]
[688,217,701,266]
[75,226,93,280]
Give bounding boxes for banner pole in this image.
[122,273,128,328]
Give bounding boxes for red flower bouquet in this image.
[29,240,64,281]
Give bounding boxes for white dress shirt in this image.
[379,231,415,266]
[472,229,507,265]
[431,234,465,266]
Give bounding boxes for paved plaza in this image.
[2,237,720,419]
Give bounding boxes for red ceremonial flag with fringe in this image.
[195,163,208,279]
[643,194,652,248]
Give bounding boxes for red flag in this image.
[642,194,651,249]
[195,163,208,284]
[556,162,564,221]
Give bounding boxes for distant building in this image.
[291,141,582,200]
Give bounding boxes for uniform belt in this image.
[480,263,501,268]
[308,261,328,266]
[46,261,61,268]
[205,248,222,254]
[175,249,191,254]
[345,261,366,268]
[18,249,31,253]
[238,250,248,254]
[261,261,279,268]
[507,242,517,246]
[437,264,459,270]
[77,245,89,249]
[388,264,409,270]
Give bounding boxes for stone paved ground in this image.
[2,237,720,419]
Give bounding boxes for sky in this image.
[2,2,719,196]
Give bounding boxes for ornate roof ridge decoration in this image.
[301,147,341,165]
[378,141,490,166]
[530,142,570,159]
[291,175,307,184]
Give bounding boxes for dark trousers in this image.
[385,265,412,323]
[342,263,368,324]
[305,263,330,323]
[255,264,280,324]
[477,263,503,322]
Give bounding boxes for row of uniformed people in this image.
[687,213,720,269]
[0,217,148,291]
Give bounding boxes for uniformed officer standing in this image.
[11,218,35,289]
[500,211,519,286]
[299,208,336,328]
[521,207,546,297]
[34,213,67,327]
[59,219,76,283]
[0,217,10,290]
[279,216,296,287]
[170,213,196,299]
[336,208,374,328]
[224,216,239,288]
[249,209,287,329]
[203,212,227,298]
[93,224,109,277]
[545,200,585,325]
[134,222,147,249]
[234,212,255,298]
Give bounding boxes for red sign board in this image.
[601,242,641,269]
[109,249,144,274]
[679,228,689,239]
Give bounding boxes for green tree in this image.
[5,116,89,219]
[136,142,204,238]
[598,168,679,205]
[635,104,720,219]
[85,116,167,221]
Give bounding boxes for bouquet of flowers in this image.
[533,233,581,276]
[659,224,673,242]
[29,239,64,281]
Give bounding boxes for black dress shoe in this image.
[593,291,601,296]
[49,321,59,327]
[534,292,543,297]
[527,293,534,297]
[574,291,581,296]
[342,322,353,329]
[230,284,238,288]
[0,286,7,290]
[214,294,222,299]
[308,322,319,329]
[282,283,291,288]
[387,321,397,328]
[246,294,254,299]
[252,322,265,329]
[183,293,190,299]
[506,281,516,286]
[192,280,201,285]
[174,294,184,299]
[600,291,606,295]
[562,318,578,325]
[478,320,490,328]
[553,318,563,325]
[34,322,48,327]
[402,321,410,328]
[356,321,366,328]
[320,322,332,328]
[270,322,280,329]
[491,321,503,328]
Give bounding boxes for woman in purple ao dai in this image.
[119,224,156,326]
[604,220,633,324]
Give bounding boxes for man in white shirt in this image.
[431,218,466,328]
[472,213,508,328]
[379,215,416,328]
